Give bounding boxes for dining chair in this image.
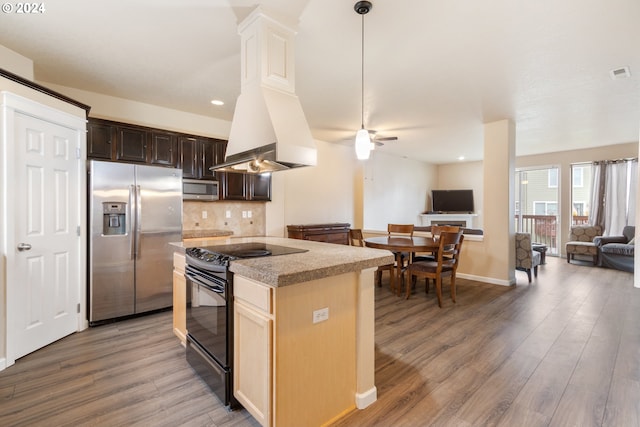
[387,223,414,265]
[349,228,365,247]
[350,228,395,290]
[412,225,461,262]
[386,223,415,291]
[405,230,465,307]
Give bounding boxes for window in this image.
[534,201,558,215]
[515,167,559,256]
[548,168,558,188]
[572,166,584,187]
[571,163,592,225]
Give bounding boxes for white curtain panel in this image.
[604,162,629,236]
[628,160,637,226]
[588,163,602,227]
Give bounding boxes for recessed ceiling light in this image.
[610,66,631,80]
[210,99,224,106]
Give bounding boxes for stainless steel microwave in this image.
[182,179,219,201]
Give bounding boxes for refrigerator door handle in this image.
[135,185,142,260]
[129,185,136,260]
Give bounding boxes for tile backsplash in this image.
[183,201,266,237]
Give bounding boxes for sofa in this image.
[566,225,602,265]
[594,226,635,273]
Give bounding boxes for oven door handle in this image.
[185,271,225,294]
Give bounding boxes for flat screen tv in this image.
[431,189,474,213]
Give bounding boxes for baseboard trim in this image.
[457,272,515,287]
[355,386,377,409]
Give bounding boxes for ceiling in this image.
[1,0,638,164]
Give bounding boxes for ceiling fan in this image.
[337,129,398,149]
[367,130,398,147]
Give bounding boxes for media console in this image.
[419,213,478,228]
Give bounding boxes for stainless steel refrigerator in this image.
[88,160,182,324]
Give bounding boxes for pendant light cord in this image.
[360,12,365,130]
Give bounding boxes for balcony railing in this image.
[572,215,589,225]
[515,215,590,256]
[515,214,558,255]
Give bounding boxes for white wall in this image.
[363,151,437,230]
[266,140,358,237]
[0,45,34,80]
[41,82,230,139]
[436,161,484,229]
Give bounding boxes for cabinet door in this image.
[202,138,226,180]
[249,174,272,201]
[87,121,115,160]
[150,131,177,167]
[179,136,199,179]
[221,172,248,200]
[116,126,148,163]
[172,270,186,344]
[234,302,272,427]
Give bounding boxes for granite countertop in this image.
[222,237,394,287]
[182,229,234,239]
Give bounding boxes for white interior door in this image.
[6,107,82,363]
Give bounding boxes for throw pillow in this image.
[629,237,635,245]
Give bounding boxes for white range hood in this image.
[212,8,317,174]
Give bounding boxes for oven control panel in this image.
[185,247,233,268]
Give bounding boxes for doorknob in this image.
[17,243,32,251]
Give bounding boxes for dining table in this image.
[364,235,439,296]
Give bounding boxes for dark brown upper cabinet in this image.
[220,172,271,201]
[249,173,272,201]
[87,118,225,176]
[86,120,115,160]
[179,136,226,180]
[150,131,178,167]
[115,125,148,163]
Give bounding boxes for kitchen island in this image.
[175,236,393,427]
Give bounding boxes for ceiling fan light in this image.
[355,128,371,159]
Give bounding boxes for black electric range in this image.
[184,242,307,409]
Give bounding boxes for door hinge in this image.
[76,147,81,159]
[77,225,81,236]
[77,303,81,314]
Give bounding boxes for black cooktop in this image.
[191,242,308,261]
[186,242,307,268]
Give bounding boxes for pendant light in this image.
[354,1,372,160]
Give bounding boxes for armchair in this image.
[515,232,541,283]
[566,225,602,265]
[594,225,635,273]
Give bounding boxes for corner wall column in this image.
[483,120,516,284]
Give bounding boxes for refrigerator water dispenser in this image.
[102,202,127,235]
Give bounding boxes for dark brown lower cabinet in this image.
[287,223,351,245]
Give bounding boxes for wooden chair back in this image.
[431,225,460,238]
[437,230,464,267]
[349,229,365,247]
[388,223,414,237]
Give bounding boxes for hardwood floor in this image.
[1,257,638,426]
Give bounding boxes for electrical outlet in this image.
[247,210,252,218]
[312,307,329,324]
[225,210,231,218]
[242,211,247,218]
[202,210,207,219]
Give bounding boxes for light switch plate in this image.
[313,307,329,324]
